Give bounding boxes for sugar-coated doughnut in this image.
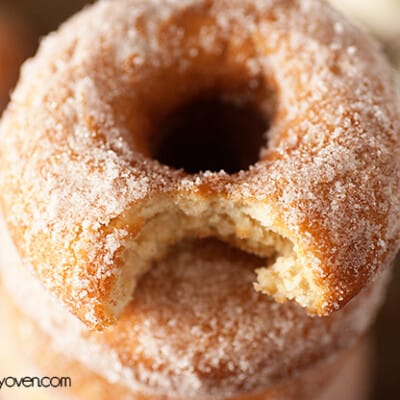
[0,216,388,399]
[1,0,399,328]
[0,286,373,400]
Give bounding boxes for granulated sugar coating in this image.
[0,0,399,328]
[0,231,388,398]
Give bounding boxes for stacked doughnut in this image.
[1,0,399,399]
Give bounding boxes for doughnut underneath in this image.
[0,287,373,400]
[0,217,388,399]
[1,0,399,329]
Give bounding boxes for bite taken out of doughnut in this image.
[0,0,399,329]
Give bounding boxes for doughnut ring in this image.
[0,0,399,328]
[0,218,389,399]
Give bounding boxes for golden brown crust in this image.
[0,218,388,399]
[1,0,399,328]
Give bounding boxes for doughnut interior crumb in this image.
[114,196,324,319]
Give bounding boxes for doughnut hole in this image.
[154,96,268,174]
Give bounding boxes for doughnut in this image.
[0,278,375,400]
[0,7,31,111]
[0,286,374,400]
[0,217,388,399]
[1,0,399,328]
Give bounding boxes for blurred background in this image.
[0,0,399,398]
